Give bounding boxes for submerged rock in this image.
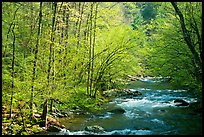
[108,107,125,114]
[158,109,166,113]
[174,99,189,106]
[85,125,104,133]
[129,90,142,96]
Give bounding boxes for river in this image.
[54,77,202,135]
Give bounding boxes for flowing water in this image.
[56,78,202,135]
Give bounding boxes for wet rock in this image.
[108,107,125,114]
[47,125,62,132]
[135,127,150,130]
[174,99,189,106]
[158,109,166,113]
[122,89,142,98]
[85,125,104,133]
[47,117,64,128]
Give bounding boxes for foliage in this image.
[2,2,202,135]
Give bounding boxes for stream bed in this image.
[56,78,202,135]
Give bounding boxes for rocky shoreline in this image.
[3,79,201,135]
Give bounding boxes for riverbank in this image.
[2,77,202,135]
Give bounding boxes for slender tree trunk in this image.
[85,13,90,95]
[93,3,99,98]
[63,4,70,87]
[59,2,64,46]
[75,2,81,37]
[47,2,57,96]
[77,2,85,47]
[84,10,90,42]
[30,2,43,117]
[87,3,94,97]
[40,99,48,128]
[10,24,16,118]
[7,5,19,119]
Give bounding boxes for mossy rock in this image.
[85,125,104,133]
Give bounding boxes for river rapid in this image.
[56,77,202,135]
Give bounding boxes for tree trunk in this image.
[47,2,57,95]
[87,3,94,97]
[30,2,43,117]
[93,3,99,98]
[40,99,48,128]
[63,3,70,87]
[10,24,16,119]
[77,2,85,46]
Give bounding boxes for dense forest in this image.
[2,2,202,135]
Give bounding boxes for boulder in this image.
[108,107,125,114]
[123,89,142,97]
[85,125,104,133]
[47,117,64,128]
[47,125,62,132]
[158,109,166,113]
[174,99,189,106]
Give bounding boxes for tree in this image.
[87,2,94,97]
[171,2,202,82]
[30,1,43,117]
[47,2,57,97]
[10,19,16,118]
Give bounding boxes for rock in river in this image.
[174,99,189,106]
[85,125,104,133]
[47,125,62,132]
[108,107,125,114]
